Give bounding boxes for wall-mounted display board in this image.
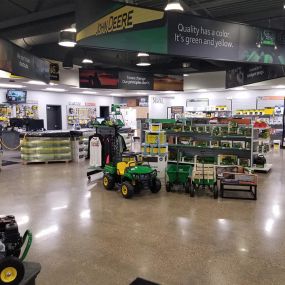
[67,103,97,128]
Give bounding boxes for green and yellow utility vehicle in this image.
[103,153,161,199]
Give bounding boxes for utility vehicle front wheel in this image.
[121,182,134,199]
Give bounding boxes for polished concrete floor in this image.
[0,151,285,285]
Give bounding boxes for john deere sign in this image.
[76,1,167,54]
[77,5,164,41]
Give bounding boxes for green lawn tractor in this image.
[103,153,161,199]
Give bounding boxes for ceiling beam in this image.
[0,3,75,30]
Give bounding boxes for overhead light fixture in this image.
[58,27,77,47]
[197,89,208,92]
[44,87,66,92]
[183,74,190,77]
[137,52,150,57]
[0,70,11,78]
[82,58,94,64]
[26,80,46,85]
[136,57,151,67]
[256,42,261,48]
[82,90,98,94]
[0,83,26,88]
[110,93,121,96]
[165,0,184,11]
[136,92,148,95]
[49,82,58,86]
[274,45,278,50]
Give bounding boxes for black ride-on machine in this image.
[0,216,32,285]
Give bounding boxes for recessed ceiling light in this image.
[165,0,184,11]
[274,85,285,89]
[183,74,190,77]
[44,87,66,92]
[26,80,47,85]
[82,90,98,94]
[234,87,246,91]
[136,92,148,95]
[137,52,150,57]
[82,58,94,64]
[197,89,208,92]
[0,83,26,88]
[136,62,151,66]
[110,93,121,96]
[49,82,58,86]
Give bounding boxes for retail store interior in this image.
[0,0,285,285]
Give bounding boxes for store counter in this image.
[20,131,72,163]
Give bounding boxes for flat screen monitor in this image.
[9,118,25,128]
[26,119,44,131]
[6,89,27,104]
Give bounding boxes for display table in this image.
[20,262,41,285]
[20,131,72,164]
[220,172,258,200]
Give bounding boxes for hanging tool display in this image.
[0,215,32,285]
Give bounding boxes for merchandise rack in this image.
[153,118,254,168]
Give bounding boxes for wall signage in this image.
[50,63,60,81]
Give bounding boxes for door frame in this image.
[46,104,62,130]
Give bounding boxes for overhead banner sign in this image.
[118,71,153,90]
[226,64,285,88]
[76,1,167,54]
[168,13,285,66]
[0,39,50,83]
[79,69,183,91]
[76,1,285,66]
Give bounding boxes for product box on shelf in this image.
[218,155,238,166]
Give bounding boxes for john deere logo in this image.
[77,5,164,42]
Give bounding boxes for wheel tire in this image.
[190,183,195,197]
[0,257,25,285]
[103,174,115,190]
[121,181,134,199]
[213,184,219,199]
[185,182,190,194]
[150,178,161,193]
[166,182,172,192]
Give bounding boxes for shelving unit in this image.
[152,118,253,168]
[252,127,272,172]
[70,129,97,161]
